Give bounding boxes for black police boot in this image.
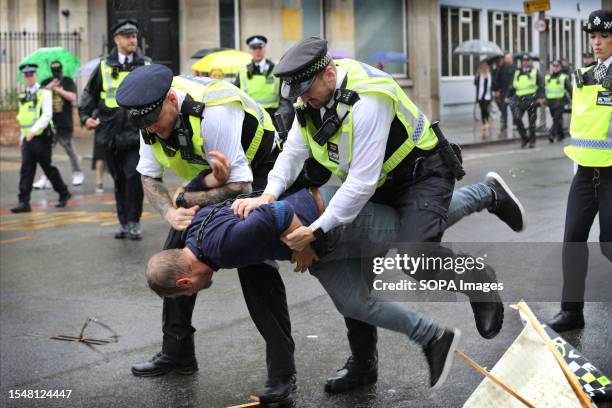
[423,328,461,389]
[131,352,198,377]
[114,224,129,239]
[324,355,378,393]
[546,310,585,332]
[11,202,31,213]
[520,137,529,148]
[467,265,504,339]
[484,171,526,232]
[56,192,71,208]
[256,374,297,407]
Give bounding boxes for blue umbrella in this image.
[367,51,408,64]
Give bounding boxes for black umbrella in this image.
[191,47,230,59]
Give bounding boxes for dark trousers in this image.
[561,165,612,311]
[105,146,143,225]
[512,97,538,143]
[18,134,69,203]
[161,165,295,378]
[478,100,491,124]
[343,161,455,362]
[548,101,565,141]
[497,94,510,129]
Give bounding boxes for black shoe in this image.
[128,222,142,240]
[256,374,296,406]
[324,355,378,393]
[131,352,198,377]
[485,171,526,232]
[467,265,504,339]
[115,224,129,239]
[528,142,535,148]
[549,136,555,143]
[10,202,31,213]
[423,328,461,390]
[546,310,585,332]
[520,138,529,148]
[56,192,71,208]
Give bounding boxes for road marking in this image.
[0,236,34,244]
[0,211,157,232]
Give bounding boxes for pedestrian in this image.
[544,60,571,142]
[474,60,493,139]
[547,9,612,332]
[505,54,545,148]
[493,52,514,135]
[115,64,300,407]
[582,51,596,68]
[11,63,71,213]
[34,60,83,189]
[232,37,504,394]
[78,19,150,239]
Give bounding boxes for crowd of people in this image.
[7,7,611,407]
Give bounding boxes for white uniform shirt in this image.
[26,83,53,135]
[136,88,253,183]
[263,66,396,233]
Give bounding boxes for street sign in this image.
[534,19,548,32]
[523,0,551,13]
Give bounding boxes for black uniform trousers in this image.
[18,133,69,203]
[105,146,144,225]
[512,96,538,144]
[561,165,612,312]
[161,155,296,379]
[547,100,565,141]
[342,156,456,362]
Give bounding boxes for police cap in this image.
[246,35,267,49]
[116,64,173,129]
[551,60,561,67]
[583,9,612,33]
[111,19,139,37]
[19,63,38,74]
[273,37,331,98]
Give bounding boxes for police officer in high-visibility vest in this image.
[544,60,571,143]
[505,53,545,148]
[115,64,298,406]
[234,35,293,120]
[78,19,150,240]
[547,9,612,332]
[11,63,71,213]
[233,37,504,392]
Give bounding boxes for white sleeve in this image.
[136,132,165,178]
[202,102,253,184]
[263,117,311,198]
[309,93,394,233]
[30,91,53,134]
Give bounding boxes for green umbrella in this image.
[18,47,80,85]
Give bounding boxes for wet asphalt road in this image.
[0,139,610,408]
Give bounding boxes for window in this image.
[487,10,533,56]
[441,7,480,77]
[219,0,237,49]
[547,17,575,67]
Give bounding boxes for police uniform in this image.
[268,37,503,391]
[545,60,572,142]
[115,65,297,405]
[78,19,150,239]
[11,64,70,213]
[508,54,544,147]
[547,9,612,332]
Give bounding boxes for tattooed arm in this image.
[142,175,198,231]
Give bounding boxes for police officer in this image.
[582,52,596,68]
[505,54,545,148]
[547,9,612,332]
[78,19,150,240]
[544,60,571,143]
[233,37,504,392]
[11,63,71,213]
[115,64,297,406]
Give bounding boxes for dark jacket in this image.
[493,63,515,96]
[474,73,493,102]
[507,67,545,99]
[78,47,151,150]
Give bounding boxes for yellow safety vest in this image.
[150,75,275,181]
[100,59,151,108]
[545,73,568,100]
[297,59,438,186]
[565,66,612,167]
[513,69,538,96]
[238,64,281,109]
[16,88,53,138]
